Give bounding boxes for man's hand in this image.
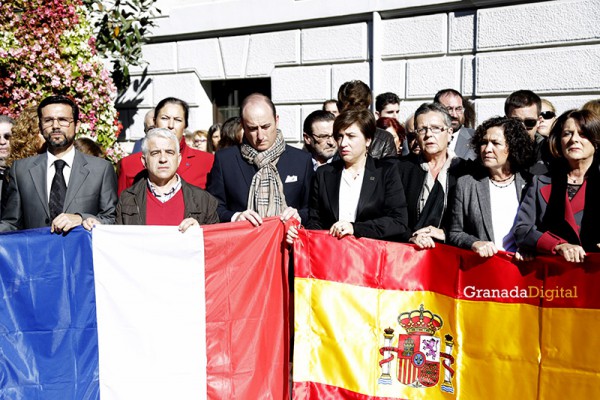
[281,207,301,245]
[178,218,199,233]
[471,241,498,258]
[235,210,263,227]
[555,243,586,263]
[280,206,300,224]
[82,217,101,231]
[286,225,299,245]
[51,213,83,234]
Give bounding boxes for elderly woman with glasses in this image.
[513,109,600,263]
[305,109,410,241]
[447,117,533,257]
[397,102,470,249]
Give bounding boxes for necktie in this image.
[49,159,67,220]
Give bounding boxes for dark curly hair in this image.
[471,116,533,173]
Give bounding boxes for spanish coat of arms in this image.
[378,304,456,393]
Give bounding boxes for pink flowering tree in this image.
[0,0,125,163]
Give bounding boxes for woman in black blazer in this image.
[305,109,410,241]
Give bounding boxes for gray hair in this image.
[0,115,15,125]
[414,102,453,128]
[143,108,155,133]
[141,128,180,156]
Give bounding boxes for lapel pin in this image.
[370,176,375,181]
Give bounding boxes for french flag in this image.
[0,220,290,399]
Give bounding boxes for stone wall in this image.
[118,0,600,150]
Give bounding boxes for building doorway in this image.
[211,78,271,123]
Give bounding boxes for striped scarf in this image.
[240,130,288,217]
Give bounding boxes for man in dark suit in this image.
[302,110,337,171]
[434,89,476,161]
[207,93,313,227]
[0,95,117,233]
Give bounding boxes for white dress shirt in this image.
[46,146,76,202]
[338,167,365,223]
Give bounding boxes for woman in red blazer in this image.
[513,109,600,263]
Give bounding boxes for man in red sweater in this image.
[84,128,218,231]
[117,97,213,195]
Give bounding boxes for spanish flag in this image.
[293,229,600,399]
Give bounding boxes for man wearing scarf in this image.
[207,93,313,228]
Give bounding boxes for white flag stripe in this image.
[92,225,207,400]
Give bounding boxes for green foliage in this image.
[0,0,126,163]
[83,0,160,92]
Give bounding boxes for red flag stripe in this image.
[295,229,600,308]
[293,381,408,400]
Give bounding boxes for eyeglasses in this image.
[312,134,334,142]
[540,111,556,120]
[514,118,538,129]
[445,106,464,114]
[0,134,11,140]
[41,117,74,128]
[416,126,448,136]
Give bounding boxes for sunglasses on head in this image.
[540,111,556,120]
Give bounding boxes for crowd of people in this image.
[1,82,599,264]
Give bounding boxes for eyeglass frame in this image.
[311,133,335,142]
[415,125,449,136]
[41,117,75,128]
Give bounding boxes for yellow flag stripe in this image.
[294,277,600,399]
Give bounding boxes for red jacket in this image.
[117,139,214,195]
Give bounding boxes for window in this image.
[210,78,271,123]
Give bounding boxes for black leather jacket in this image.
[368,128,398,159]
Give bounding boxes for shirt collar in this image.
[419,148,456,171]
[147,174,182,203]
[311,156,333,171]
[47,146,76,169]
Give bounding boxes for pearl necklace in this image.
[489,174,515,188]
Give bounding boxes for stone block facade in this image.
[118,0,600,149]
